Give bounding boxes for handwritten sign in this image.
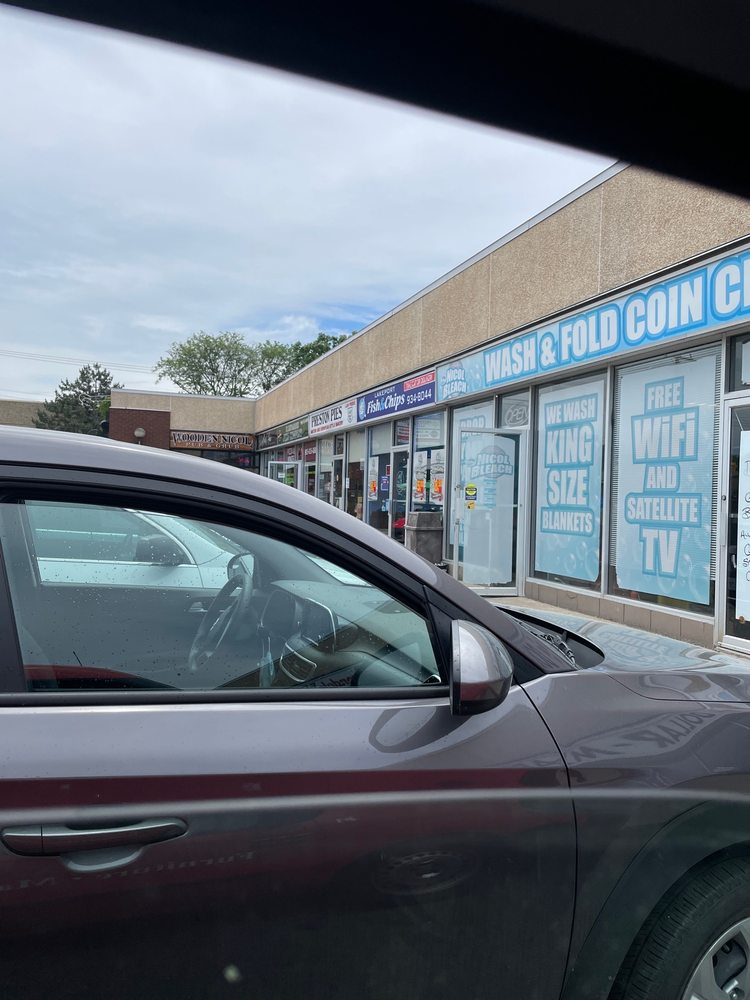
[736,431,750,620]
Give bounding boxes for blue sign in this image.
[534,378,605,582]
[357,371,436,423]
[615,353,716,604]
[437,248,750,401]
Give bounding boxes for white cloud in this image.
[235,315,325,345]
[0,5,613,397]
[133,314,190,335]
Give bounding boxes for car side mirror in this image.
[450,620,514,716]
[134,534,185,566]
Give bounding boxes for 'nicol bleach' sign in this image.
[437,247,750,401]
[357,371,436,422]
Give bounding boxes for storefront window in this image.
[723,402,750,648]
[317,437,334,503]
[447,399,522,589]
[532,375,606,589]
[412,412,446,514]
[367,423,391,532]
[370,422,391,455]
[727,332,750,393]
[394,418,411,446]
[499,391,531,430]
[304,442,317,495]
[346,429,365,519]
[263,448,283,477]
[609,345,720,613]
[268,459,301,488]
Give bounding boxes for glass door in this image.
[453,429,525,591]
[332,457,344,510]
[268,461,302,490]
[389,448,409,543]
[721,401,750,652]
[346,429,365,519]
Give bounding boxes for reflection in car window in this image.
[1,499,441,693]
[25,501,181,563]
[304,553,369,585]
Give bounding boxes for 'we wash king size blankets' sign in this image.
[615,354,716,605]
[535,378,605,583]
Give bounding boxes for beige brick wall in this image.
[489,187,602,336]
[111,390,256,433]
[254,164,750,432]
[0,399,42,427]
[599,169,750,290]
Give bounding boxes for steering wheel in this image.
[188,574,256,673]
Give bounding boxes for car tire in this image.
[612,855,750,1000]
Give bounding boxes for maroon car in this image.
[1,425,750,1000]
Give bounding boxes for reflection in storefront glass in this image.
[346,429,365,519]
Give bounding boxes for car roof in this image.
[0,424,442,586]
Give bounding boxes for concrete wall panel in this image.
[489,188,602,337]
[169,395,255,433]
[422,257,489,361]
[599,168,750,290]
[0,400,42,427]
[364,301,423,387]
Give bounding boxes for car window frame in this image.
[0,470,452,704]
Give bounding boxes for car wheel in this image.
[613,856,750,999]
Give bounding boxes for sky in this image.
[0,4,613,400]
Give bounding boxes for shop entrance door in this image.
[389,448,409,543]
[268,461,302,490]
[332,457,344,510]
[720,400,750,653]
[453,429,526,593]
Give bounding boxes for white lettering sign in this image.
[309,398,357,436]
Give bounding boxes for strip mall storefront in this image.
[260,242,750,653]
[108,389,258,471]
[168,430,256,468]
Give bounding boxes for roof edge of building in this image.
[262,160,628,394]
[111,388,257,403]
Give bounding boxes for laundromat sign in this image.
[437,247,750,401]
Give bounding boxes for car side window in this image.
[1,499,443,693]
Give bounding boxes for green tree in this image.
[33,364,122,436]
[288,332,349,371]
[249,340,296,393]
[155,329,351,397]
[154,331,259,396]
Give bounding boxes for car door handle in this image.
[2,818,187,856]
